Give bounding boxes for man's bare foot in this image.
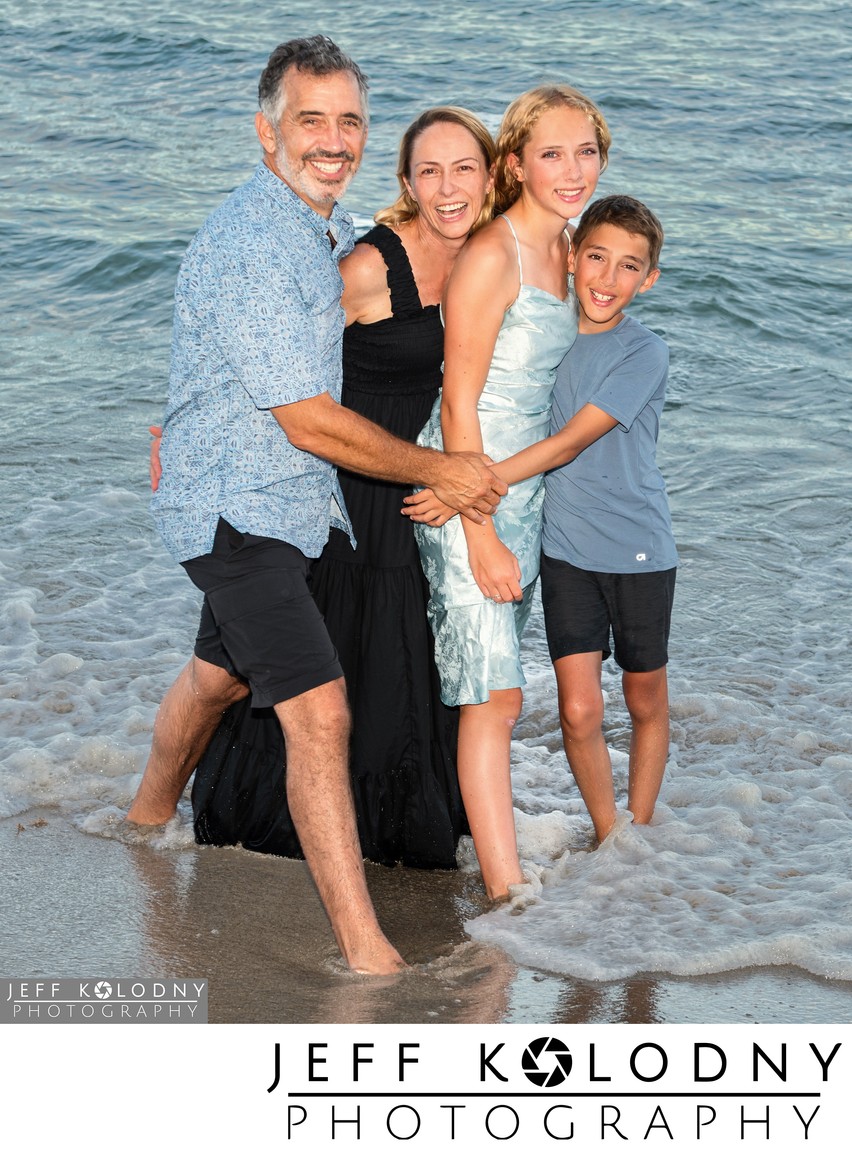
[106,814,175,846]
[125,797,178,826]
[594,808,633,846]
[345,938,408,976]
[124,791,179,828]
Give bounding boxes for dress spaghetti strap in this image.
[501,215,525,284]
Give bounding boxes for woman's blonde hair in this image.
[493,85,611,214]
[374,106,497,233]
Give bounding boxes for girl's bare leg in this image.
[457,687,525,899]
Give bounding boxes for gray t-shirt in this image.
[541,314,678,574]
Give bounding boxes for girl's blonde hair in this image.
[374,106,497,233]
[493,85,611,214]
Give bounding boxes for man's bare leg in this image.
[126,656,249,825]
[275,678,405,975]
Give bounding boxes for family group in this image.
[128,35,677,974]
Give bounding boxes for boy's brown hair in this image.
[573,194,664,269]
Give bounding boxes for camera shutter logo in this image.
[522,1037,573,1087]
[93,981,113,999]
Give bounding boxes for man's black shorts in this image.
[540,553,676,673]
[181,518,342,708]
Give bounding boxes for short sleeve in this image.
[590,331,668,432]
[200,224,341,410]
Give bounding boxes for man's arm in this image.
[148,401,506,519]
[273,392,506,522]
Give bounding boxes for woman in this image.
[413,86,610,899]
[191,107,496,868]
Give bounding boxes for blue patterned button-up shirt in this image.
[151,162,356,563]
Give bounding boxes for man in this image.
[126,36,505,975]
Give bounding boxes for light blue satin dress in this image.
[415,217,578,706]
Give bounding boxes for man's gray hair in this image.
[258,36,369,125]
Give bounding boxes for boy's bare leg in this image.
[456,689,525,900]
[126,656,249,825]
[622,667,669,825]
[275,678,405,975]
[553,652,617,843]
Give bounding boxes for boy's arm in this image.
[492,403,619,486]
[501,328,671,486]
[401,403,616,524]
[405,328,669,514]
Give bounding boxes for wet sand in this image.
[3,811,850,1025]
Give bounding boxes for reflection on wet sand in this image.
[127,839,519,1024]
[124,838,679,1026]
[551,975,661,1025]
[6,817,850,1026]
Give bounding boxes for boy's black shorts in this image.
[181,518,342,708]
[540,553,676,673]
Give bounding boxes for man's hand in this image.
[149,425,163,491]
[429,452,506,525]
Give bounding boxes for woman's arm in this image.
[492,402,618,486]
[339,241,394,326]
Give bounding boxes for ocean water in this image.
[1,0,850,989]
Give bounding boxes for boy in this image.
[495,194,677,841]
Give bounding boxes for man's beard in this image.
[275,137,358,207]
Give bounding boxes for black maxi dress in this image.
[191,225,466,868]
